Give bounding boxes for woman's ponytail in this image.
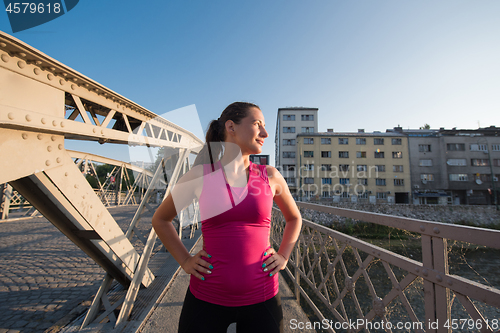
[193,102,259,170]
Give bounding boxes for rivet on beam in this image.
[419,225,425,232]
[59,79,65,85]
[47,73,54,80]
[8,113,14,120]
[41,118,47,124]
[65,172,69,176]
[1,54,9,62]
[58,144,63,150]
[51,136,56,141]
[71,84,76,90]
[74,184,79,189]
[447,279,452,286]
[47,146,52,152]
[25,115,32,122]
[433,227,440,234]
[22,133,28,140]
[19,52,26,57]
[34,68,41,75]
[35,60,42,65]
[436,275,443,282]
[60,121,65,128]
[37,134,43,140]
[422,269,428,276]
[45,160,51,166]
[17,60,26,69]
[0,42,6,47]
[52,120,57,126]
[56,157,61,163]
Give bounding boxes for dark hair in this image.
[193,102,260,169]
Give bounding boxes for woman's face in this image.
[227,107,268,155]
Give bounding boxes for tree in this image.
[419,124,431,130]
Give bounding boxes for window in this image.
[447,143,465,151]
[283,127,295,133]
[419,144,431,152]
[446,159,466,166]
[494,159,500,167]
[301,115,314,121]
[376,179,386,186]
[393,165,404,172]
[492,144,500,152]
[285,177,295,185]
[358,178,368,185]
[375,165,386,172]
[449,174,468,181]
[321,151,331,158]
[376,192,387,199]
[392,138,402,145]
[419,159,433,166]
[322,178,332,185]
[357,192,369,199]
[374,138,384,145]
[471,159,489,166]
[357,165,367,172]
[356,151,367,158]
[283,152,295,158]
[304,177,314,184]
[339,151,349,158]
[304,138,314,144]
[421,174,434,181]
[340,192,350,198]
[321,164,332,171]
[302,127,314,133]
[322,191,332,198]
[283,114,295,121]
[392,151,403,159]
[283,139,295,146]
[304,151,314,157]
[303,164,314,171]
[394,179,404,186]
[338,138,349,145]
[470,144,487,152]
[356,138,366,145]
[321,138,331,144]
[339,164,349,171]
[339,178,350,185]
[375,151,385,158]
[282,164,295,171]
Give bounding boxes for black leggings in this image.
[178,287,283,333]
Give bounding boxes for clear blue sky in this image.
[2,1,499,165]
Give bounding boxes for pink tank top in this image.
[189,160,278,306]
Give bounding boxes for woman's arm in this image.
[263,166,302,276]
[152,165,212,280]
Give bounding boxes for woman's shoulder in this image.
[264,165,285,184]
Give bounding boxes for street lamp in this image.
[479,140,499,211]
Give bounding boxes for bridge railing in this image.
[271,201,500,333]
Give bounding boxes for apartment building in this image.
[296,130,411,203]
[275,107,318,194]
[388,126,500,205]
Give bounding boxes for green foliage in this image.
[331,220,419,240]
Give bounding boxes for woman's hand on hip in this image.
[262,248,288,277]
[181,250,213,281]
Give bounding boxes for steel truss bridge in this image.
[2,30,500,333]
[0,31,202,329]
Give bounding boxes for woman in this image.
[152,102,302,333]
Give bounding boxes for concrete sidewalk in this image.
[140,240,315,333]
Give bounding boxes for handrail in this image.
[271,202,500,333]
